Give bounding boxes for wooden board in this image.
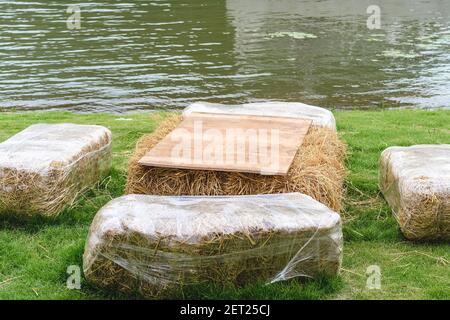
[139,112,312,175]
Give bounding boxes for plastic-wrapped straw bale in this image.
[183,101,337,131]
[126,102,346,212]
[83,193,343,298]
[380,145,450,240]
[0,123,112,218]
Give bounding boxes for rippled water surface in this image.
[1,0,450,112]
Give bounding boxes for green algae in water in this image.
[268,32,318,40]
[415,43,441,51]
[381,49,421,59]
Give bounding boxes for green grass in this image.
[0,109,449,300]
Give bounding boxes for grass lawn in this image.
[0,109,449,300]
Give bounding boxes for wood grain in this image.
[139,112,311,175]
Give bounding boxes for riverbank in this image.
[0,109,448,299]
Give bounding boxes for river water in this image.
[1,0,450,112]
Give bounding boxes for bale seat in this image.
[0,123,112,217]
[83,193,343,298]
[183,101,337,131]
[380,144,450,240]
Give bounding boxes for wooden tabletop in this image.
[139,112,312,175]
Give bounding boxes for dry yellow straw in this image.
[126,113,346,212]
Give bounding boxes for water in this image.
[1,0,450,112]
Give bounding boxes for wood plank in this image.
[139,112,312,175]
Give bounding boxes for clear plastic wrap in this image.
[0,123,112,218]
[379,145,450,240]
[83,193,343,298]
[183,101,337,131]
